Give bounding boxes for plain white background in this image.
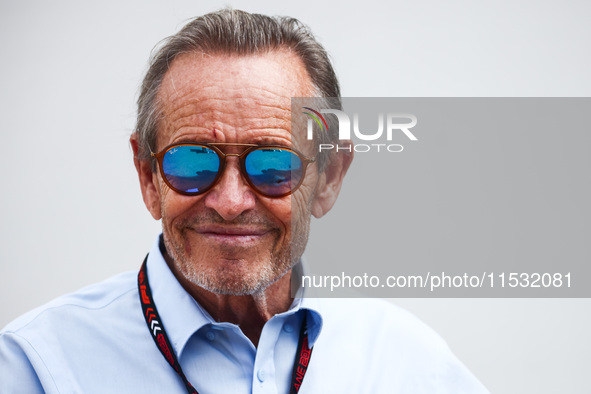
[1,1,589,393]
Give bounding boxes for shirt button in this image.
[257,369,267,382]
[205,331,215,341]
[283,323,294,333]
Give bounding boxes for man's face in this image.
[145,51,320,295]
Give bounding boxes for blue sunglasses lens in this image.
[245,148,303,197]
[161,145,220,193]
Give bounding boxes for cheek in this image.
[286,191,312,228]
[158,182,198,224]
[262,197,293,227]
[293,179,317,211]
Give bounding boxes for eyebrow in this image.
[164,127,292,148]
[247,134,292,146]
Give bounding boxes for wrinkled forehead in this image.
[155,50,315,148]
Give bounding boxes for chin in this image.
[189,264,289,296]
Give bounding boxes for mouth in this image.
[193,225,273,246]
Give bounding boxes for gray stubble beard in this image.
[161,212,311,297]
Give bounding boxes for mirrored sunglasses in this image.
[151,143,315,198]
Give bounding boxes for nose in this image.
[203,157,256,221]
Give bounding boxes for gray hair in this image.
[135,8,341,171]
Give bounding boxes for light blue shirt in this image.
[1,236,488,393]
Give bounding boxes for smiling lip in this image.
[193,225,271,245]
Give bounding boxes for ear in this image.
[311,141,354,218]
[130,133,162,220]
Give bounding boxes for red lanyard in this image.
[138,255,313,393]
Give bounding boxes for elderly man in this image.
[0,9,487,393]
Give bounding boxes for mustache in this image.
[177,210,278,229]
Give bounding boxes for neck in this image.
[195,274,293,347]
[165,255,293,347]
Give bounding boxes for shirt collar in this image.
[288,256,323,347]
[146,235,213,357]
[146,234,323,353]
